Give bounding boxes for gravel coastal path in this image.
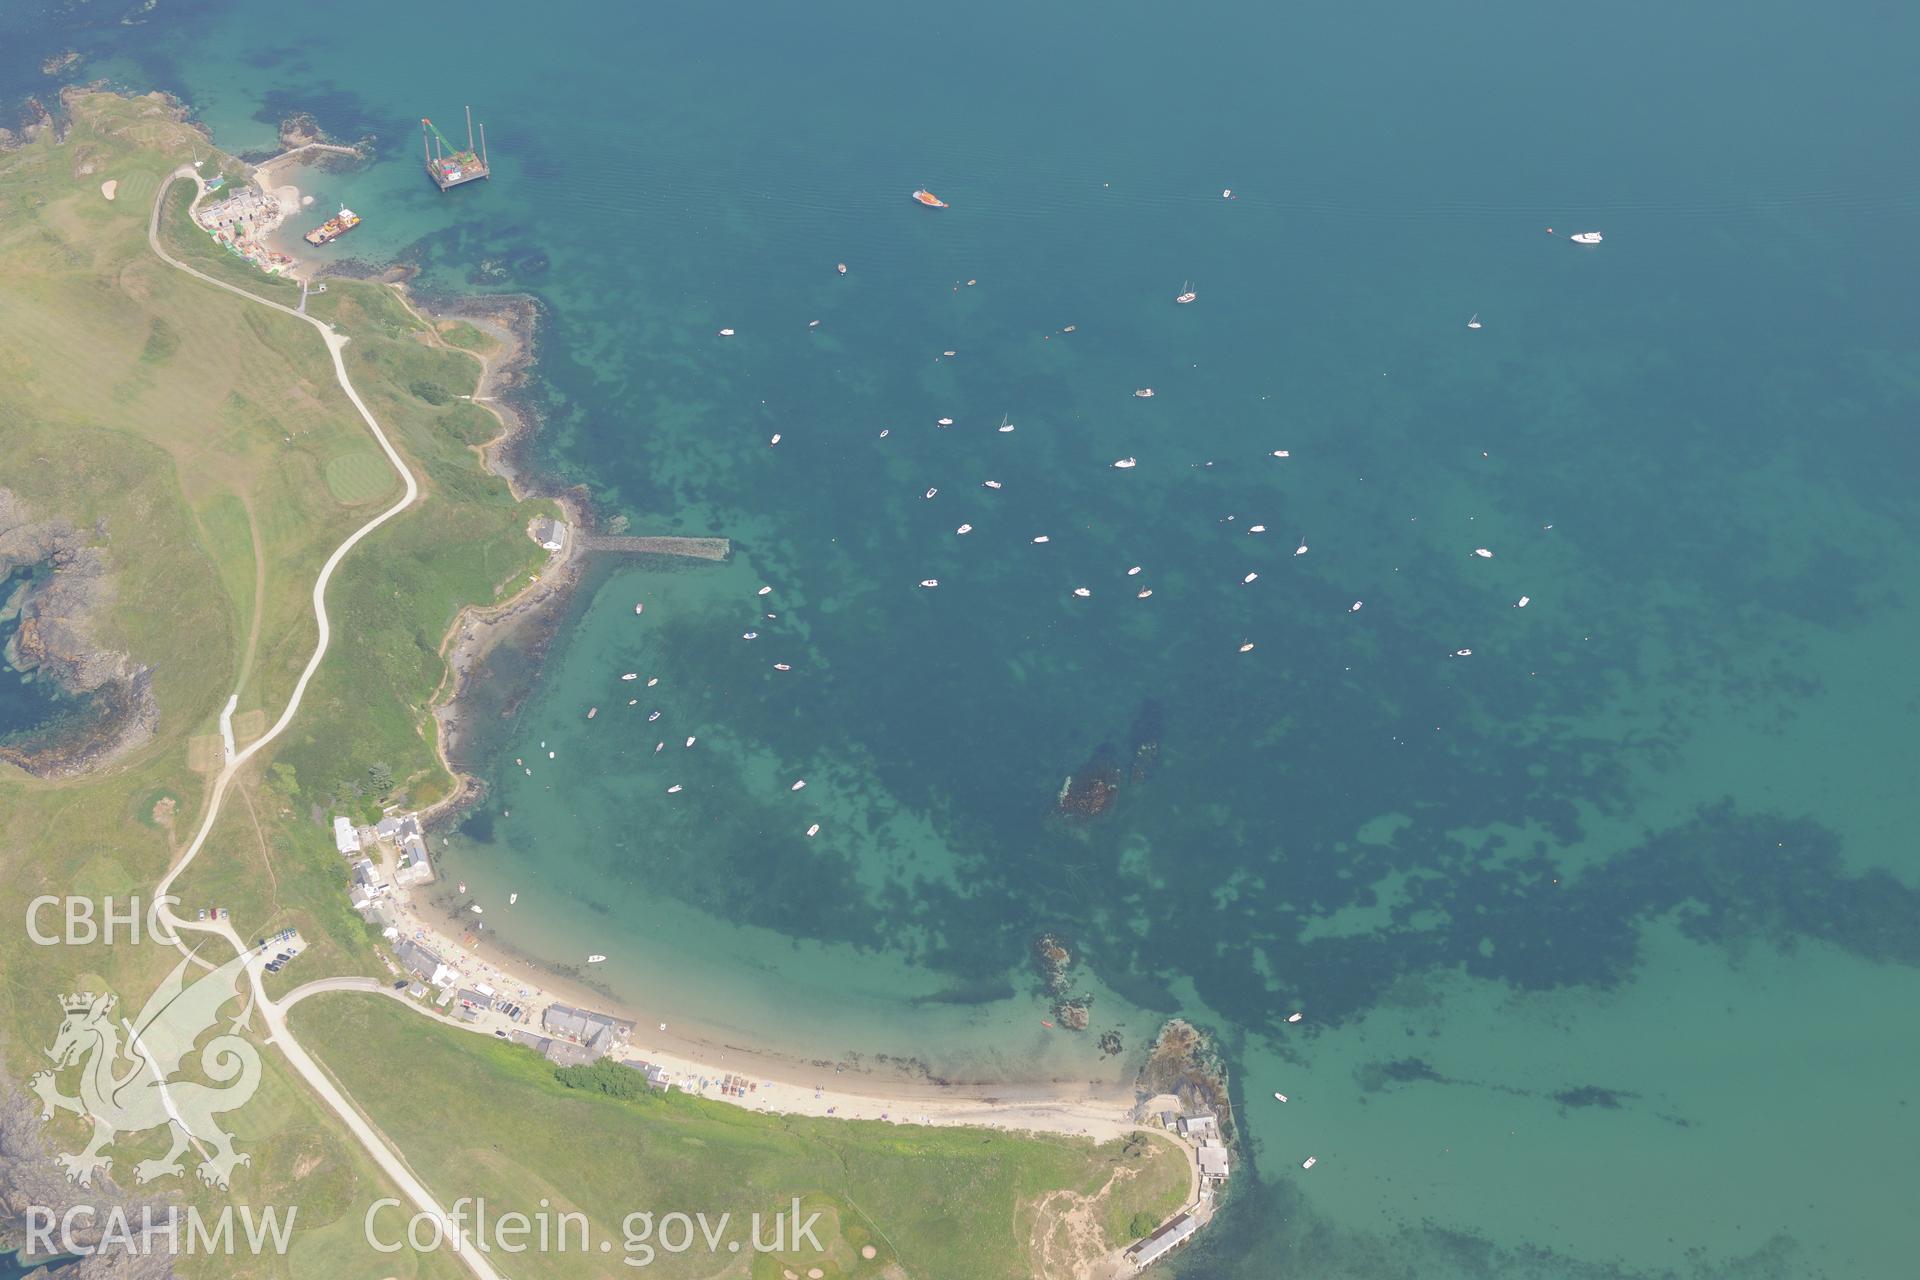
[145,166,505,1280]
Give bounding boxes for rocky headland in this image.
[0,489,156,778]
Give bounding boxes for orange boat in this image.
[303,207,360,246]
[912,188,949,209]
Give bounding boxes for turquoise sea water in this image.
[10,1,1920,1275]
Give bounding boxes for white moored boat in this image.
[1570,231,1603,244]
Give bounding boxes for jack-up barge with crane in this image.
[423,107,489,191]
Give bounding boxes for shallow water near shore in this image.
[0,566,66,742]
[12,1,1920,1275]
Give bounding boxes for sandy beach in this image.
[377,877,1145,1142]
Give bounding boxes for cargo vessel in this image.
[303,207,360,246]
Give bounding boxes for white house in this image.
[349,857,389,899]
[332,815,361,855]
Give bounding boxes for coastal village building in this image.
[395,843,431,885]
[1125,1213,1198,1272]
[333,815,361,855]
[1197,1140,1230,1183]
[1176,1113,1219,1141]
[621,1059,673,1090]
[349,857,388,899]
[507,1028,599,1067]
[393,937,458,989]
[531,516,568,553]
[374,812,434,885]
[541,1003,634,1055]
[453,988,493,1023]
[353,898,397,934]
[191,185,295,276]
[1120,1107,1230,1268]
[544,1039,596,1067]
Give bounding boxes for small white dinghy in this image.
[588,954,606,963]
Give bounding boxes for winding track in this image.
[145,169,504,1280]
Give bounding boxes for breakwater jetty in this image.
[578,534,730,561]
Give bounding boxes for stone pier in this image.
[577,535,730,561]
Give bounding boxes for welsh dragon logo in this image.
[29,947,261,1189]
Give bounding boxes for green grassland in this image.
[0,91,1188,1279]
[0,90,504,1278]
[294,996,1190,1280]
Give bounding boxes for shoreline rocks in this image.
[0,489,157,779]
[1139,1018,1233,1139]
